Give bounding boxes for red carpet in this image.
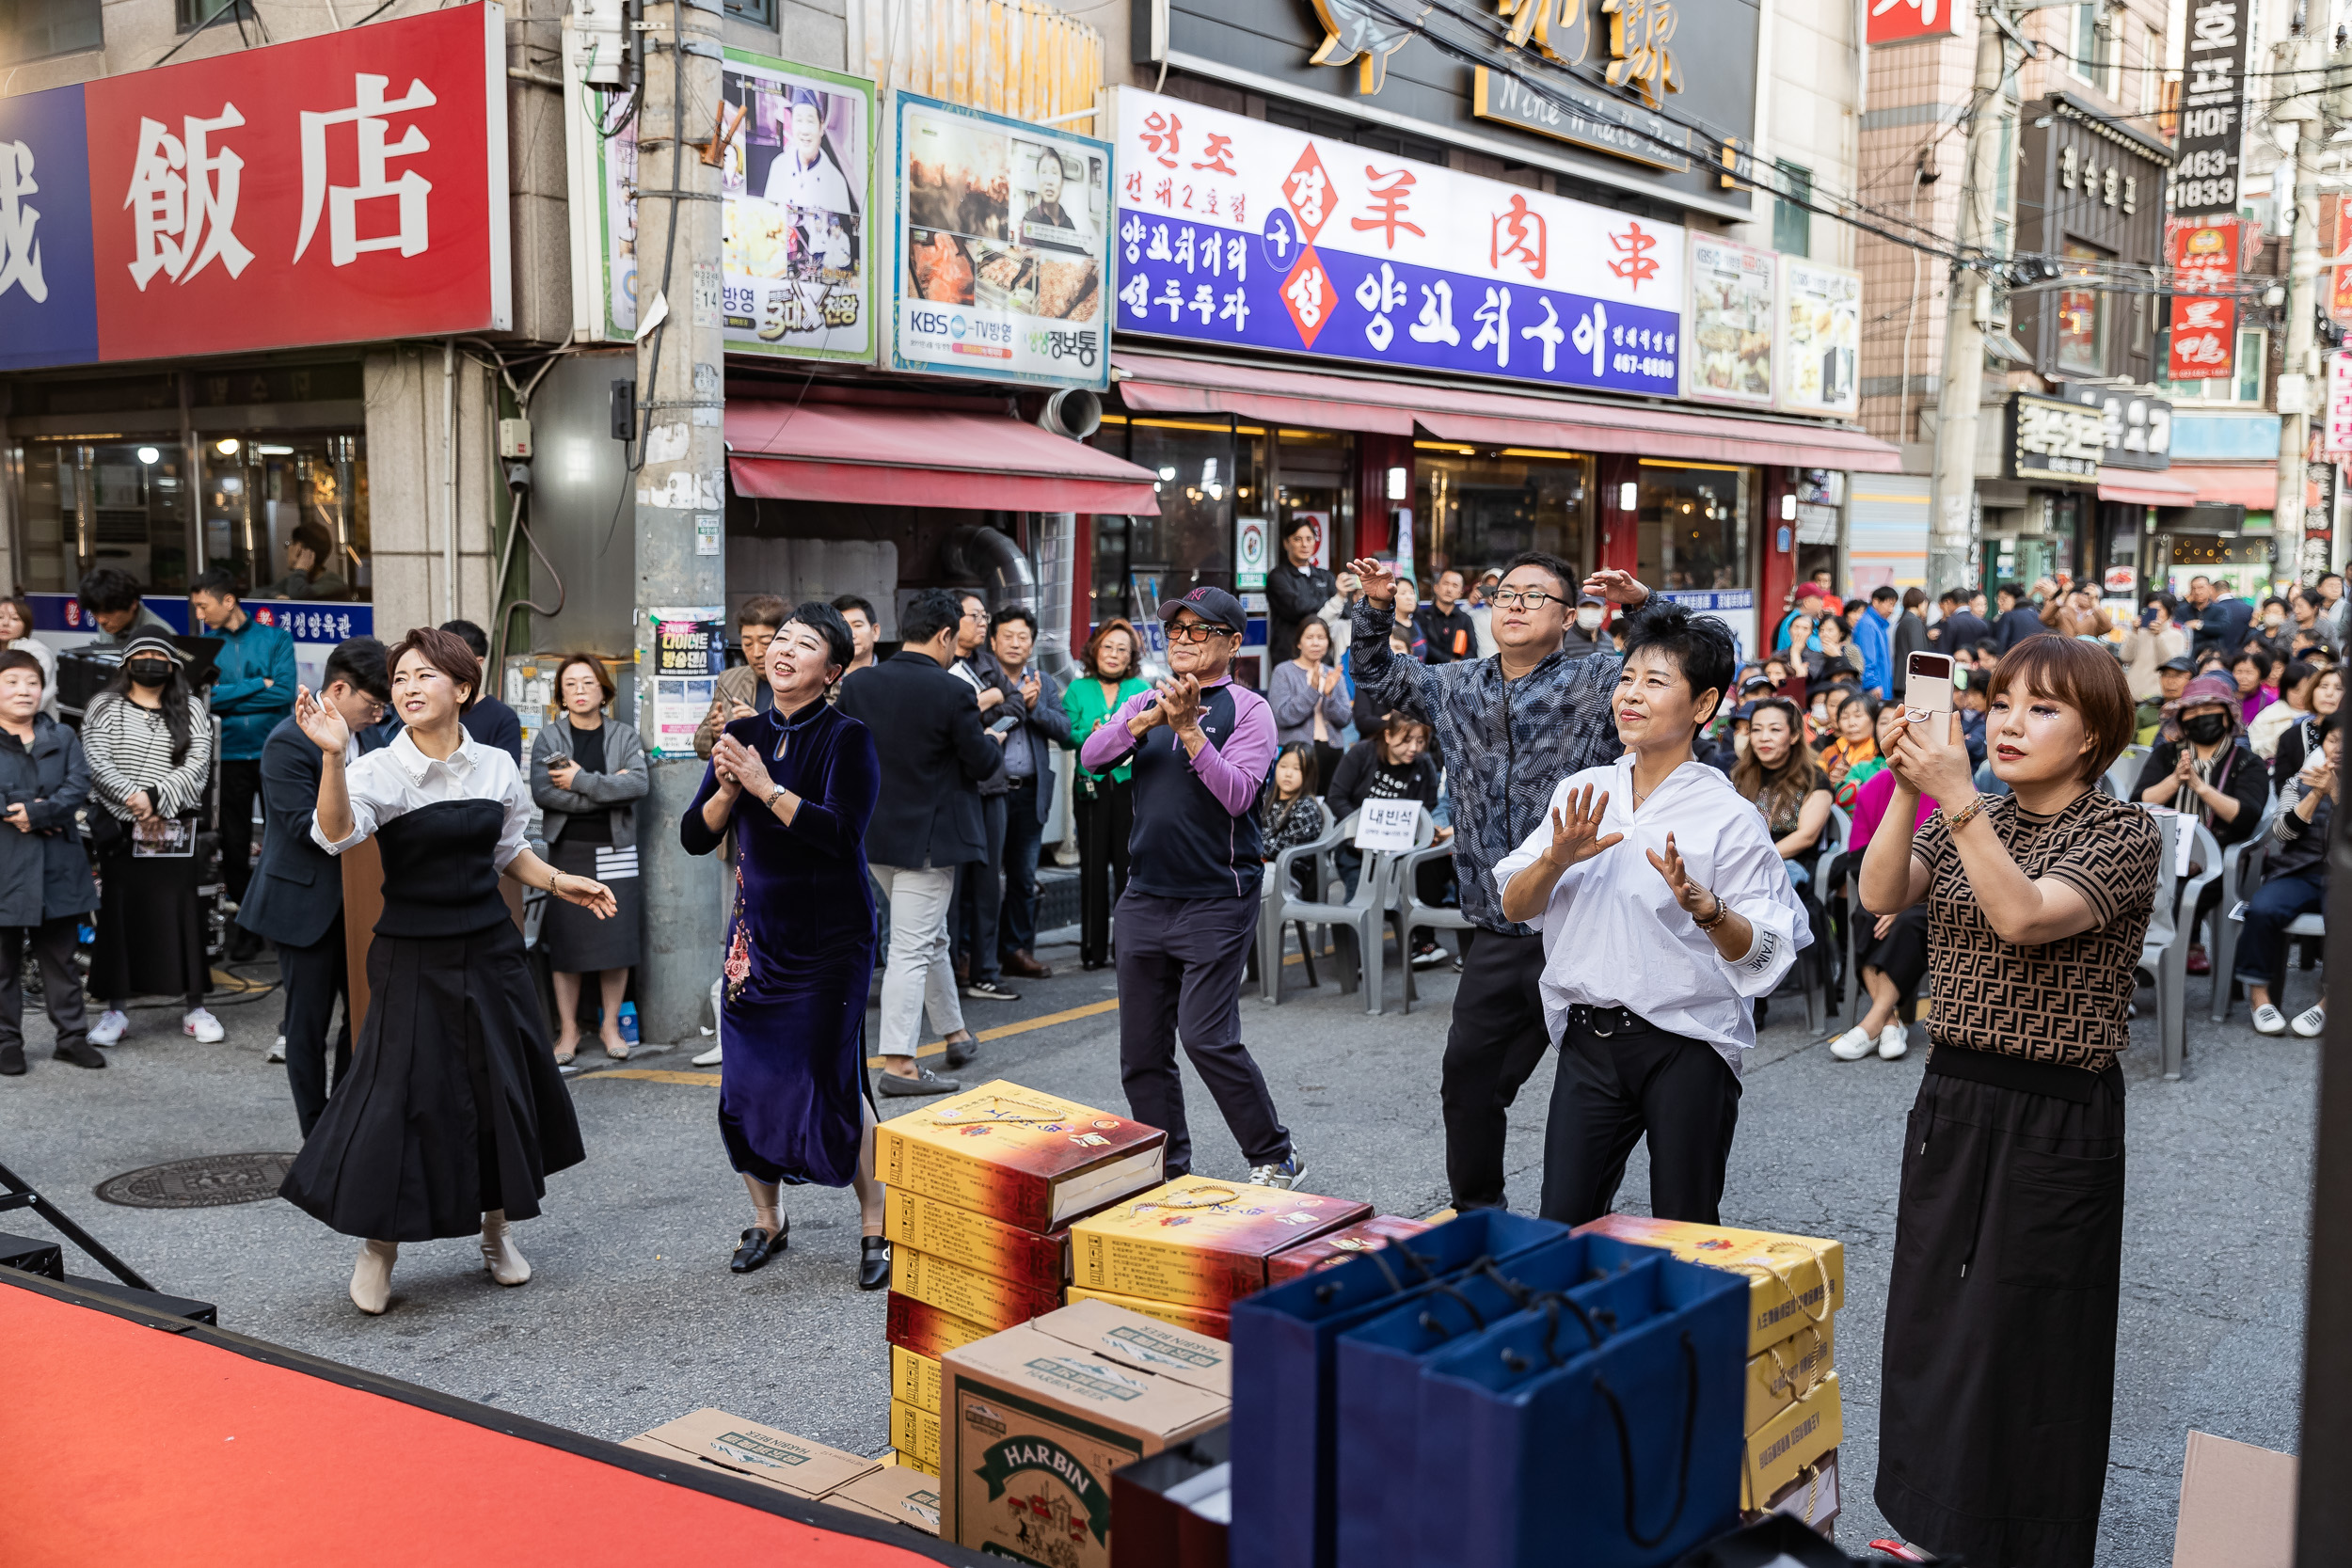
[3,1275,955,1566]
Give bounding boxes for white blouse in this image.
[311,729,532,872]
[1494,755,1811,1070]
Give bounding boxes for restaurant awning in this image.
[2160,465,2280,512]
[2096,471,2201,507]
[1112,351,1904,472]
[726,402,1164,514]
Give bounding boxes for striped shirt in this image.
[83,692,212,820]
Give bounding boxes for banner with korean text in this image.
[2167,218,2237,383]
[0,4,508,371]
[1108,86,1686,399]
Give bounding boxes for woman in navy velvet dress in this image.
[682,602,890,1288]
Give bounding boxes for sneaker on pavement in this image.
[88,1008,128,1046]
[2293,1005,2327,1037]
[1249,1150,1308,1190]
[2252,1003,2287,1036]
[1879,1022,1910,1060]
[183,1007,225,1043]
[266,1034,286,1064]
[962,978,1021,1003]
[1827,1025,1876,1061]
[877,1067,961,1097]
[691,1040,723,1066]
[1409,942,1447,969]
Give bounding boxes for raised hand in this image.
[1885,708,1973,802]
[713,734,773,802]
[1346,556,1397,607]
[293,685,350,757]
[1582,568,1649,607]
[1539,784,1623,871]
[1645,832,1717,920]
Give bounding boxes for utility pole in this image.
[1927,2,2015,598]
[2275,32,2328,581]
[631,0,726,1045]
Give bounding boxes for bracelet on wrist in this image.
[1692,890,1729,929]
[1944,793,1988,833]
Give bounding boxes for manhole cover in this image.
[94,1153,299,1209]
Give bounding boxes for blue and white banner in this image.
[30,592,373,693]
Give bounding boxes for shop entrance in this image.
[1411,444,1594,583]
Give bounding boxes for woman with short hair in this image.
[2272,664,2344,786]
[1859,637,2156,1568]
[531,653,649,1064]
[0,648,98,1073]
[1062,619,1152,972]
[2239,711,2337,1037]
[0,596,56,718]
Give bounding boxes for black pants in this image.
[219,758,262,907]
[1075,781,1133,967]
[1114,889,1290,1174]
[998,777,1043,958]
[0,919,87,1057]
[1540,1013,1742,1226]
[1439,927,1555,1211]
[279,912,353,1137]
[955,792,1009,984]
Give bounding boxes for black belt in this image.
[1925,1040,2121,1103]
[1566,1004,1655,1037]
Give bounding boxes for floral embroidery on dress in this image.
[723,861,751,1001]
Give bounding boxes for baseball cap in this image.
[1740,673,1776,693]
[1159,585,1248,636]
[2158,654,2196,673]
[1577,592,1606,608]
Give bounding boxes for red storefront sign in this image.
[2330,195,2352,325]
[1866,0,1962,45]
[2167,219,2237,382]
[80,4,509,360]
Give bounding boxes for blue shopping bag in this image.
[1333,1234,1664,1568]
[1413,1251,1749,1568]
[1230,1210,1569,1568]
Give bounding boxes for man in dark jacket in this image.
[2182,575,2254,658]
[838,589,1005,1095]
[1414,568,1480,664]
[1992,582,2048,653]
[982,606,1073,981]
[1264,516,1336,666]
[0,650,100,1073]
[236,638,388,1132]
[1892,587,1931,691]
[1929,590,1989,657]
[442,620,524,761]
[190,569,297,957]
[949,591,1020,1003]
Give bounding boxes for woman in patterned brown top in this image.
[1856,633,2157,1568]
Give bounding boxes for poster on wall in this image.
[2167,219,2238,382]
[1684,236,1775,405]
[645,607,724,759]
[890,92,1112,389]
[594,52,874,360]
[1777,260,1860,417]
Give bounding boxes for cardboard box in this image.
[1741,1371,1842,1511]
[896,1244,1063,1332]
[627,1409,878,1498]
[1748,1449,1838,1534]
[941,1302,1232,1568]
[1576,1214,1844,1354]
[1263,1214,1432,1287]
[824,1463,943,1535]
[876,1080,1167,1231]
[2173,1430,2297,1568]
[893,1345,943,1414]
[1064,1286,1232,1341]
[885,1185,1072,1292]
[887,1291,997,1361]
[1069,1176,1373,1309]
[891,1397,942,1473]
[1745,1320,1834,1435]
[1033,1297,1234,1397]
[888,1446,937,1478]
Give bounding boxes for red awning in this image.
[2097,471,2201,507]
[2161,465,2279,511]
[1113,351,1904,472]
[726,402,1164,514]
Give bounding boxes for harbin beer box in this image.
[940,1299,1233,1568]
[875,1079,1167,1235]
[1070,1176,1373,1312]
[621,1409,878,1499]
[823,1463,944,1536]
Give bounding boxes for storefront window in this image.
[1413,444,1593,581]
[2056,241,2106,375]
[199,435,369,601]
[1272,427,1353,576]
[2160,326,2267,404]
[1635,461,1751,591]
[1086,416,1237,626]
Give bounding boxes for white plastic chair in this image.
[2209,797,2281,1022]
[1798,804,1850,1037]
[2104,744,2150,801]
[1261,808,1434,1015]
[1393,834,1476,1015]
[2138,811,2222,1081]
[1257,800,1342,1004]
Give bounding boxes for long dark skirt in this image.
[90,837,207,1004]
[1075,780,1133,968]
[1876,1047,2125,1568]
[280,920,584,1242]
[541,834,644,972]
[718,950,874,1189]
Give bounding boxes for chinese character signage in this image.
[2325,353,2352,459]
[2167,218,2237,381]
[2172,0,2248,218]
[1110,86,1685,399]
[0,4,509,371]
[2329,195,2352,325]
[591,52,873,360]
[1866,0,1961,43]
[1685,234,1773,405]
[2008,391,2105,483]
[890,92,1111,390]
[1777,259,1859,417]
[2051,381,2173,471]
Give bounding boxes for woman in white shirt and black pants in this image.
[1496,602,1809,1224]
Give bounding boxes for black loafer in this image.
[730,1221,786,1274]
[945,1035,978,1070]
[858,1236,892,1291]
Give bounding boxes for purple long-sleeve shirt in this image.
[1079,675,1276,819]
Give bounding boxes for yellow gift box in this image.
[887,1291,998,1362]
[885,1186,1071,1294]
[893,1345,943,1415]
[1069,1176,1371,1310]
[1742,1371,1842,1511]
[895,1245,1061,1333]
[891,1397,942,1474]
[1575,1214,1843,1354]
[1745,1321,1834,1435]
[1063,1286,1232,1341]
[876,1080,1165,1232]
[887,1446,937,1479]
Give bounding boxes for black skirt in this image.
[541,834,643,972]
[90,831,208,1003]
[280,918,584,1242]
[1875,1046,2125,1568]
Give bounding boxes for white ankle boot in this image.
[350,1240,398,1314]
[480,1210,532,1286]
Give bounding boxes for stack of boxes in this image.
[622,1408,941,1534]
[1069,1175,1375,1338]
[1577,1213,1846,1532]
[874,1080,1168,1474]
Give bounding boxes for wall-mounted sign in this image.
[2171,0,2248,219]
[2050,381,2173,471]
[1684,235,1774,405]
[1235,515,1269,589]
[1110,87,1685,399]
[890,91,1111,389]
[1470,68,1690,171]
[2008,391,2105,483]
[0,3,509,371]
[2328,194,2352,325]
[2324,352,2352,460]
[2166,218,2238,381]
[1777,259,1860,417]
[1866,0,1961,45]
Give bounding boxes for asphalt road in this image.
[0,934,2314,1564]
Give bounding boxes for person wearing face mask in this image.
[2134,671,2268,974]
[2238,713,2338,1037]
[1563,592,1611,658]
[82,637,218,1049]
[531,654,649,1065]
[0,649,101,1075]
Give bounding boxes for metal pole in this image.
[1927,2,2010,598]
[443,339,460,623]
[2275,40,2326,584]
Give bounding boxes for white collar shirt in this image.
[311,727,532,872]
[1493,754,1811,1072]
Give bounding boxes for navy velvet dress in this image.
[682,700,879,1187]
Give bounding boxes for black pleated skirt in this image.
[1875,1047,2125,1568]
[90,836,207,1003]
[280,919,584,1243]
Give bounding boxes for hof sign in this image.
[2008,391,2105,483]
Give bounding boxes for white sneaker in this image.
[266,1034,286,1064]
[2252,1003,2287,1036]
[480,1210,532,1286]
[1828,1025,1876,1060]
[2292,1006,2327,1037]
[183,1007,225,1044]
[692,1041,723,1067]
[350,1239,398,1314]
[88,1008,128,1046]
[1879,1023,1910,1060]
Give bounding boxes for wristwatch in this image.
[765,782,787,809]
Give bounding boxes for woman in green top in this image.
[1062,619,1152,971]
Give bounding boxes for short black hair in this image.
[1279,515,1317,542]
[1938,590,1962,608]
[899,588,964,646]
[1870,585,1899,605]
[438,619,490,658]
[189,568,240,602]
[77,566,143,615]
[831,593,878,626]
[0,648,43,687]
[991,605,1039,637]
[1996,581,2022,600]
[1498,549,1578,600]
[784,600,854,673]
[1619,599,1736,728]
[322,636,389,703]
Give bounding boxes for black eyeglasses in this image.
[1489,589,1563,610]
[1166,622,1236,643]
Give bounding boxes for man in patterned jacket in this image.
[1346,550,1651,1212]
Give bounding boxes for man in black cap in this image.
[2137,654,2196,742]
[1562,591,1612,659]
[1078,586,1300,1188]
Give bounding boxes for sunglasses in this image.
[1166,622,1237,643]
